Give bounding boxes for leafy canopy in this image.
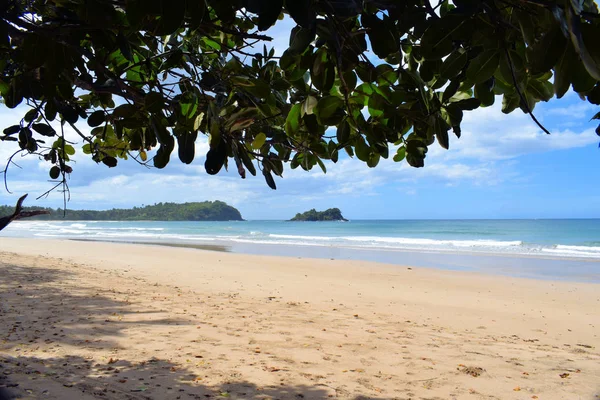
[1,0,599,191]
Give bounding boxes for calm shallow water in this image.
[4,219,600,282]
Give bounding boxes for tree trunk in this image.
[0,194,50,232]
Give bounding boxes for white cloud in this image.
[445,102,598,161]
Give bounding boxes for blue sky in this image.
[0,20,599,220]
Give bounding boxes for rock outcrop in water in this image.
[290,208,348,222]
[0,201,244,221]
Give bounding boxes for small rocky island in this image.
[290,208,348,222]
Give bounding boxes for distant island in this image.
[0,201,243,221]
[290,208,348,222]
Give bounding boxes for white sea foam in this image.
[541,245,600,258]
[269,234,336,241]
[8,220,600,261]
[555,244,600,252]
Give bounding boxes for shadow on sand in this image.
[0,263,388,400]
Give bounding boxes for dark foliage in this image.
[0,0,599,194]
[290,207,347,221]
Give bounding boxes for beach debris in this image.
[514,386,521,391]
[559,373,570,378]
[458,365,485,377]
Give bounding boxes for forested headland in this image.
[0,201,243,221]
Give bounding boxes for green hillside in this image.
[0,201,243,221]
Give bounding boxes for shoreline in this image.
[1,238,599,399]
[61,237,600,283]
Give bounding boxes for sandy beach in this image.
[0,237,598,399]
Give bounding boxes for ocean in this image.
[4,219,600,281]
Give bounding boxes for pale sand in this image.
[0,238,598,400]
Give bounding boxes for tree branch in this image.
[0,194,50,232]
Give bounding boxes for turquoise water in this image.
[4,219,600,281]
[5,219,600,259]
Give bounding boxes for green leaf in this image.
[204,138,227,174]
[440,50,468,80]
[527,79,553,102]
[284,0,315,28]
[419,17,465,60]
[311,49,335,92]
[336,120,351,145]
[315,96,344,126]
[393,147,406,162]
[285,104,302,135]
[354,135,370,162]
[405,139,427,168]
[154,136,175,169]
[452,98,481,111]
[252,132,267,149]
[208,0,236,24]
[289,26,314,54]
[367,153,380,168]
[49,166,60,179]
[570,55,596,93]
[474,79,495,107]
[501,93,520,114]
[144,92,165,113]
[177,131,197,164]
[554,44,572,99]
[186,0,208,30]
[498,51,525,85]
[514,9,535,45]
[117,32,134,62]
[442,104,464,128]
[566,6,600,81]
[113,104,137,118]
[238,147,256,176]
[466,50,500,84]
[254,0,283,31]
[316,157,327,173]
[529,26,567,75]
[263,168,277,190]
[363,14,400,59]
[434,115,450,150]
[102,156,118,168]
[31,123,56,137]
[87,110,105,127]
[302,96,318,116]
[442,79,460,103]
[3,125,20,136]
[24,109,39,123]
[152,0,185,35]
[587,85,600,105]
[368,93,387,118]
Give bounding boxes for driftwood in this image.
[0,194,50,232]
